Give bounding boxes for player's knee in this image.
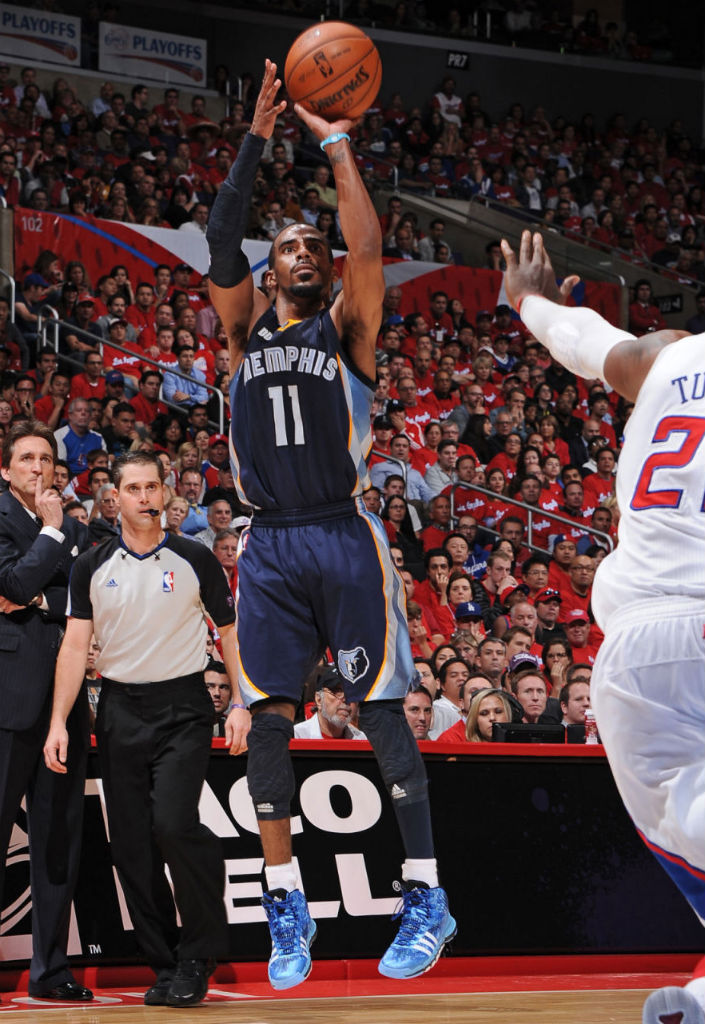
[359,699,428,805]
[247,712,295,820]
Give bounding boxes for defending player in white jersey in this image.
[500,231,705,1024]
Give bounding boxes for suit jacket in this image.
[0,490,87,730]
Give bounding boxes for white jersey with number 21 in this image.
[592,334,705,631]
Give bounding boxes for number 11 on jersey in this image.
[268,385,305,447]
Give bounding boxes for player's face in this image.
[273,226,331,299]
[404,692,433,740]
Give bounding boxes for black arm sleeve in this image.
[206,132,266,288]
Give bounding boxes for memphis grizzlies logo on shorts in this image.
[338,646,369,684]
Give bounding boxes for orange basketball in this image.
[284,21,381,122]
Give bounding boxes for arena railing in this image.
[448,479,614,553]
[35,315,226,434]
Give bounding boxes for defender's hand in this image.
[501,231,579,311]
[251,59,287,140]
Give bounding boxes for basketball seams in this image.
[288,44,377,108]
[285,41,375,97]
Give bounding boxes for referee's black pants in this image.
[95,675,228,970]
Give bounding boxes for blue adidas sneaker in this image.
[261,888,317,990]
[378,880,456,980]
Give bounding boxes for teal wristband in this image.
[320,132,351,150]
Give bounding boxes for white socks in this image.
[402,858,438,888]
[265,861,298,894]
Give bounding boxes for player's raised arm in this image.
[500,231,688,402]
[207,60,287,372]
[295,104,383,382]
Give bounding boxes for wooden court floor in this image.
[0,989,656,1023]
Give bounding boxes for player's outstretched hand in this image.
[251,59,288,141]
[293,103,356,145]
[44,722,69,774]
[501,231,580,312]
[226,706,251,756]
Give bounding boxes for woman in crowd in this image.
[465,688,513,742]
[165,495,190,537]
[381,494,423,565]
[542,638,573,695]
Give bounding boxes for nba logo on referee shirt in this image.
[162,571,175,592]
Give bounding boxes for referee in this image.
[43,451,250,1007]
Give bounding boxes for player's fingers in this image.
[560,274,580,299]
[500,239,515,268]
[532,231,544,267]
[519,229,531,264]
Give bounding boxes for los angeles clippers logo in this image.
[162,571,175,593]
[313,50,334,78]
[337,646,369,684]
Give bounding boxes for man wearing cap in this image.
[454,601,486,643]
[103,318,144,392]
[534,587,566,643]
[563,610,601,665]
[54,398,107,475]
[62,297,102,358]
[368,415,393,467]
[294,668,366,741]
[491,304,529,347]
[203,435,230,489]
[15,274,50,343]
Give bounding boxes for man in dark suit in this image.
[0,421,92,1001]
[568,416,604,476]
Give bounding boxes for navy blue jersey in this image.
[229,306,374,511]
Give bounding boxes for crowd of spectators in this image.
[3,56,696,745]
[1,58,704,298]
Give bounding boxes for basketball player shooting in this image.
[206,59,455,991]
[501,230,705,1024]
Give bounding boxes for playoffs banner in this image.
[99,22,206,86]
[0,3,80,66]
[1,746,701,966]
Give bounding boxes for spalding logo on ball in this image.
[284,21,382,121]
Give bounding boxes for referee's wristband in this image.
[320,132,350,150]
[229,701,248,712]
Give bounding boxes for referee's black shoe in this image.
[166,958,216,1007]
[143,969,174,1006]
